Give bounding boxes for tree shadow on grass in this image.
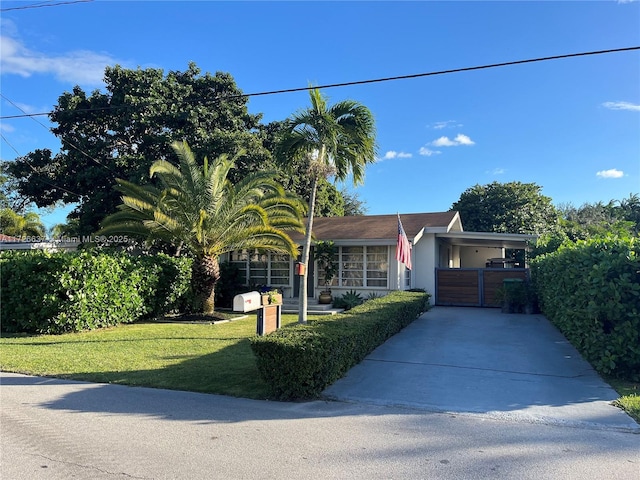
[0,338,378,424]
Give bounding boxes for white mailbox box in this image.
[233,291,262,312]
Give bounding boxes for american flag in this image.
[396,214,412,270]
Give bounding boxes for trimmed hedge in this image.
[0,250,192,334]
[531,235,640,378]
[250,291,430,400]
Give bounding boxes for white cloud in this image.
[0,123,16,133]
[491,168,505,175]
[7,101,39,114]
[432,136,456,147]
[602,101,640,112]
[596,169,624,179]
[418,147,441,157]
[431,133,475,147]
[453,133,475,145]
[0,33,127,86]
[382,150,412,160]
[430,120,462,130]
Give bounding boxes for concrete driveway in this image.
[323,307,639,432]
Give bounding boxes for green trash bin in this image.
[502,278,525,313]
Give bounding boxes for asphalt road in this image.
[1,372,639,480]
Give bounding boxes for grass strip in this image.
[604,376,640,423]
[0,314,306,399]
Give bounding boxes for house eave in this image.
[436,231,537,249]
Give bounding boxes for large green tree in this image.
[99,141,305,315]
[8,63,272,235]
[0,164,30,214]
[557,193,640,240]
[276,88,377,323]
[451,181,560,235]
[0,209,46,239]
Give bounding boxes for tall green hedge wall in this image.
[531,235,640,378]
[1,250,192,334]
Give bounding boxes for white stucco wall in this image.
[413,233,437,299]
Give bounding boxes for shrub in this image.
[135,253,192,317]
[333,289,364,310]
[531,235,640,378]
[0,250,193,334]
[250,291,430,400]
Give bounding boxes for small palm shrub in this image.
[333,290,364,310]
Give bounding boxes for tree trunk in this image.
[298,176,318,324]
[191,255,220,315]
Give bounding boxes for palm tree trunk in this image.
[298,176,318,324]
[192,255,220,315]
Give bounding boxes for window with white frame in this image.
[229,250,291,286]
[341,246,364,286]
[327,245,388,288]
[404,266,411,290]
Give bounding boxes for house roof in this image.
[0,234,20,242]
[297,211,459,242]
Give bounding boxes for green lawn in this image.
[604,376,640,423]
[0,314,307,399]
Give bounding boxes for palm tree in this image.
[0,209,46,239]
[99,141,306,315]
[276,88,377,323]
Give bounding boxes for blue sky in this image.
[1,0,639,231]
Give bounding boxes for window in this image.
[404,266,411,290]
[341,246,364,287]
[230,250,291,286]
[269,254,291,286]
[366,246,388,287]
[334,246,388,288]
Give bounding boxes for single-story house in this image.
[224,211,536,307]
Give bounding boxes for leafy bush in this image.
[250,291,430,400]
[135,253,192,317]
[333,289,364,310]
[1,250,192,334]
[531,235,640,378]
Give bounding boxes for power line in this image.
[0,0,93,12]
[1,45,638,121]
[0,93,117,175]
[241,46,640,98]
[0,133,83,199]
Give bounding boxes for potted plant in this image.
[314,240,338,304]
[498,279,527,313]
[260,287,282,305]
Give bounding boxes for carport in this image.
[434,231,535,307]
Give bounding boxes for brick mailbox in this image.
[232,291,282,336]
